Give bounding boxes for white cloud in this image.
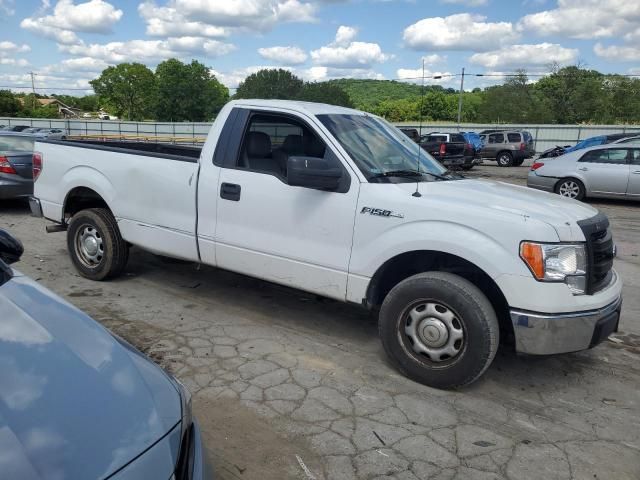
[20,19,79,44]
[258,46,308,65]
[594,43,640,62]
[470,43,578,68]
[0,41,30,53]
[440,0,488,5]
[403,14,518,52]
[0,58,29,67]
[59,37,236,63]
[21,0,123,36]
[138,1,229,38]
[310,26,390,69]
[422,54,446,65]
[171,0,317,32]
[518,0,640,40]
[334,25,358,46]
[299,66,384,82]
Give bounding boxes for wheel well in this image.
[496,150,512,159]
[63,187,110,221]
[554,177,585,192]
[366,251,513,342]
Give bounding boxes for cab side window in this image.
[488,133,504,144]
[507,133,521,143]
[237,113,327,179]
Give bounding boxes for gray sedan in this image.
[527,144,640,201]
[0,134,36,199]
[0,229,213,479]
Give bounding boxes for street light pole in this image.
[457,67,465,125]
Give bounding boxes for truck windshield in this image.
[317,114,448,182]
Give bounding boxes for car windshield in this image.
[317,114,448,182]
[0,136,35,152]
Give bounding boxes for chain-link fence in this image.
[2,117,640,152]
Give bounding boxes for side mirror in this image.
[0,229,23,264]
[287,156,342,191]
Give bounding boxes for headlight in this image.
[520,242,587,295]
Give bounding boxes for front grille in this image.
[577,212,615,294]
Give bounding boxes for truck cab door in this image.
[214,108,360,300]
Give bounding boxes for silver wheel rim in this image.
[498,155,510,165]
[403,302,465,362]
[559,181,580,198]
[75,224,104,268]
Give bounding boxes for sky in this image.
[0,0,639,95]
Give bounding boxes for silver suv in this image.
[479,130,535,167]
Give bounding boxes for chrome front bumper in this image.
[511,296,622,355]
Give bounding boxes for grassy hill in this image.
[324,79,454,111]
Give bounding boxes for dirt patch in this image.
[196,397,323,480]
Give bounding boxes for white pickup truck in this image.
[30,100,622,389]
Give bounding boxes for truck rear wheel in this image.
[67,208,129,280]
[378,272,499,389]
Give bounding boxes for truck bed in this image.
[38,139,202,162]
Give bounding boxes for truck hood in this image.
[0,274,181,480]
[405,178,598,240]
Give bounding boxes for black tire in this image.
[513,158,525,166]
[67,208,129,280]
[461,165,473,171]
[555,177,585,201]
[496,151,513,167]
[378,272,499,389]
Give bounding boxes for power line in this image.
[0,85,92,91]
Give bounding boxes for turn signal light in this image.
[0,156,17,174]
[520,242,544,279]
[439,143,446,156]
[531,161,544,171]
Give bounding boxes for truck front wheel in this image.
[67,208,129,280]
[379,272,499,389]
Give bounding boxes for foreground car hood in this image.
[408,179,598,240]
[0,274,181,480]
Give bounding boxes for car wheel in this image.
[67,208,129,280]
[555,178,585,201]
[378,272,499,389]
[496,152,513,167]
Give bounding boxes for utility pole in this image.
[456,67,465,125]
[29,71,37,109]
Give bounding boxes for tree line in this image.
[1,62,639,125]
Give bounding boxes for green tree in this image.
[90,63,156,120]
[235,69,303,100]
[155,58,229,121]
[296,82,353,107]
[0,90,21,116]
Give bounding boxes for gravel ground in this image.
[1,163,639,480]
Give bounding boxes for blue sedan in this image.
[0,229,213,479]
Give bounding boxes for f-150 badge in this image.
[360,207,404,218]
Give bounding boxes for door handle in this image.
[633,170,640,174]
[220,182,241,201]
[578,167,589,171]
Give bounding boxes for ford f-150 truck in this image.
[30,100,622,389]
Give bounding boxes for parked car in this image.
[33,128,67,139]
[419,132,476,170]
[399,128,420,143]
[0,228,212,479]
[1,125,31,132]
[528,144,640,201]
[612,135,640,144]
[478,130,535,167]
[22,127,43,134]
[562,133,635,155]
[0,133,36,199]
[31,99,621,389]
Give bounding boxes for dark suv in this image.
[478,130,535,167]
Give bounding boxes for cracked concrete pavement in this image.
[1,164,639,479]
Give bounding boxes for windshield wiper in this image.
[369,169,424,179]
